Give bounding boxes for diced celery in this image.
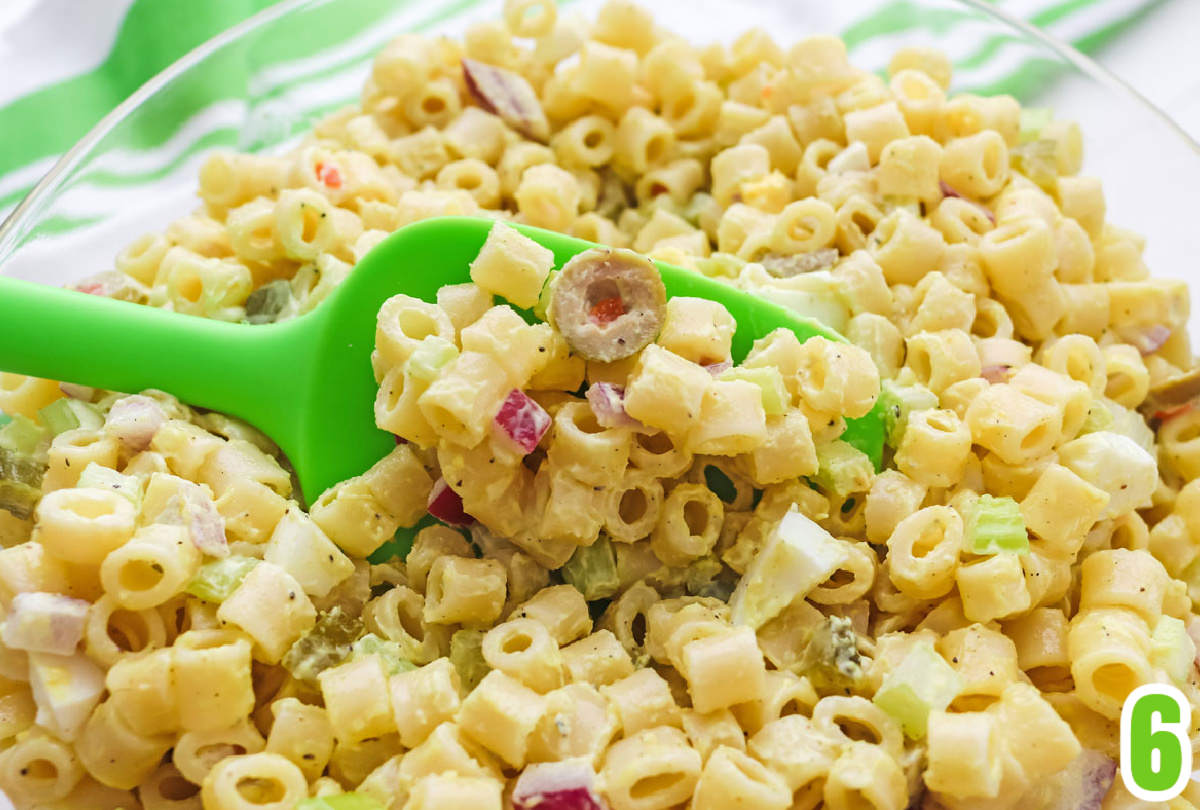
[813,441,874,498]
[719,367,788,415]
[450,629,490,692]
[966,494,1028,555]
[185,556,260,603]
[1010,140,1058,191]
[404,336,460,383]
[351,633,417,676]
[0,414,48,455]
[1151,616,1196,687]
[0,413,10,428]
[37,398,103,436]
[296,793,385,810]
[533,268,560,321]
[244,279,295,325]
[873,643,963,739]
[730,507,848,629]
[879,380,938,448]
[695,252,746,280]
[1078,401,1114,436]
[798,615,864,691]
[1019,108,1054,144]
[283,607,365,684]
[561,536,620,601]
[77,463,141,509]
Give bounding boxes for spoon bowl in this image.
[0,216,885,550]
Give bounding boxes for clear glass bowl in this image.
[1,0,1197,308]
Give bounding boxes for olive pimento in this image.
[546,248,667,363]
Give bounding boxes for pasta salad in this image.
[0,0,1198,808]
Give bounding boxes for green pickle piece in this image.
[561,535,621,601]
[966,494,1028,555]
[449,629,490,692]
[282,606,365,684]
[351,633,416,676]
[244,279,295,324]
[0,414,48,456]
[798,615,864,692]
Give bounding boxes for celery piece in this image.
[244,279,294,325]
[1010,140,1058,191]
[695,252,746,280]
[873,643,963,739]
[0,413,10,428]
[1151,616,1196,687]
[1019,107,1054,144]
[533,268,560,322]
[966,494,1028,555]
[297,793,385,810]
[450,629,490,692]
[185,556,260,603]
[351,633,417,676]
[730,507,848,629]
[561,536,620,601]
[282,607,365,684]
[719,366,788,415]
[0,414,48,456]
[879,380,938,448]
[404,336,460,383]
[1078,400,1114,436]
[813,441,874,499]
[798,615,864,692]
[77,463,141,509]
[37,398,103,436]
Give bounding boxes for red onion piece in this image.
[2,592,90,656]
[180,482,229,558]
[585,383,643,429]
[1125,324,1172,356]
[940,180,996,224]
[494,389,551,454]
[1073,750,1117,810]
[104,394,167,451]
[462,58,550,142]
[512,759,607,810]
[58,383,95,400]
[428,477,473,526]
[703,360,732,376]
[981,364,1010,384]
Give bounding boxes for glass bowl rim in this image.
[1,0,1197,255]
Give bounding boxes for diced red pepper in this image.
[494,389,551,454]
[588,296,625,326]
[427,478,472,526]
[315,161,342,189]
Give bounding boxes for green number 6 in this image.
[1121,684,1193,801]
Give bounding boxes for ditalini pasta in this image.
[0,1,1198,808]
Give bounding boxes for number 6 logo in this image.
[1121,684,1193,801]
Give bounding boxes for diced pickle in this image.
[281,606,365,684]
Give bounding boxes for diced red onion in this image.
[104,394,167,451]
[462,58,550,142]
[2,592,90,656]
[157,480,229,557]
[512,759,607,810]
[58,383,95,400]
[585,383,643,430]
[981,364,1010,383]
[428,477,472,526]
[1075,750,1117,810]
[494,389,551,454]
[703,360,732,376]
[940,180,996,224]
[1128,324,1172,356]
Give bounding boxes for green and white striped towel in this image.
[0,0,1162,230]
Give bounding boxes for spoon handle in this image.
[0,277,310,442]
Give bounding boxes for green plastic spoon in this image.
[0,216,885,546]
